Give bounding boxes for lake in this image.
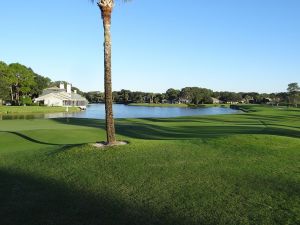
[0,104,240,120]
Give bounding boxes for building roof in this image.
[35,92,88,102]
[46,86,61,90]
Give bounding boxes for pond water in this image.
[0,104,240,120]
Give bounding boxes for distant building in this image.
[212,98,221,104]
[34,83,88,109]
[178,98,190,104]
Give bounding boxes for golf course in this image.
[0,106,80,115]
[0,105,299,225]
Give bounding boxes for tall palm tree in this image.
[90,0,129,144]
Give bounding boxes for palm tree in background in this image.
[90,0,129,144]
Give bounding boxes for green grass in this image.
[0,106,80,115]
[190,103,231,108]
[128,103,188,107]
[0,105,299,225]
[129,103,231,108]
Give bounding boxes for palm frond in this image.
[89,0,131,3]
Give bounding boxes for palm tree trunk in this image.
[99,2,116,144]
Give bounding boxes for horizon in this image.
[1,0,299,93]
[0,58,297,94]
[41,78,293,94]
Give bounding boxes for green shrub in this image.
[20,96,33,106]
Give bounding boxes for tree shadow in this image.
[0,131,88,148]
[116,123,300,140]
[50,118,300,141]
[0,166,299,225]
[0,169,195,225]
[52,118,106,129]
[0,131,62,146]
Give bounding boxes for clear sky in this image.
[0,0,299,93]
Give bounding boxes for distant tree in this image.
[166,88,180,103]
[277,92,289,106]
[0,61,10,101]
[202,95,213,104]
[20,96,33,106]
[233,93,243,102]
[180,87,213,104]
[180,87,194,102]
[85,91,104,103]
[269,93,279,106]
[0,61,8,75]
[112,91,120,102]
[31,74,51,98]
[8,63,36,105]
[120,89,131,103]
[129,92,141,103]
[219,92,239,103]
[287,83,300,107]
[153,94,161,104]
[198,88,213,104]
[147,93,155,103]
[253,93,263,104]
[243,94,252,104]
[212,91,220,98]
[243,92,260,103]
[136,94,144,103]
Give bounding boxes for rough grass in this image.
[0,106,80,115]
[0,105,299,225]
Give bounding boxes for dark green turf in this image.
[0,105,299,225]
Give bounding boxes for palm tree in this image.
[90,0,129,144]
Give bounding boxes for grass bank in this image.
[189,103,231,108]
[0,106,80,115]
[0,105,299,225]
[128,103,231,108]
[128,103,188,107]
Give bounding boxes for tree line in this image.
[85,84,300,107]
[0,61,52,105]
[0,61,84,105]
[1,60,299,107]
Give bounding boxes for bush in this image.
[20,96,33,106]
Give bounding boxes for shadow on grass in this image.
[117,123,300,139]
[0,131,62,146]
[0,131,88,149]
[52,117,106,129]
[51,118,300,141]
[0,169,194,225]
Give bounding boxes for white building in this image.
[34,83,88,109]
[178,98,190,104]
[212,97,221,104]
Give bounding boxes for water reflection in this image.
[0,104,240,120]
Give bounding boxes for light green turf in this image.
[128,103,231,108]
[0,106,80,115]
[128,103,188,107]
[0,105,299,225]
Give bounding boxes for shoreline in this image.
[0,106,80,115]
[128,103,231,108]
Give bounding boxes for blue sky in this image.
[0,0,299,93]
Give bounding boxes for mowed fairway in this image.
[0,105,299,225]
